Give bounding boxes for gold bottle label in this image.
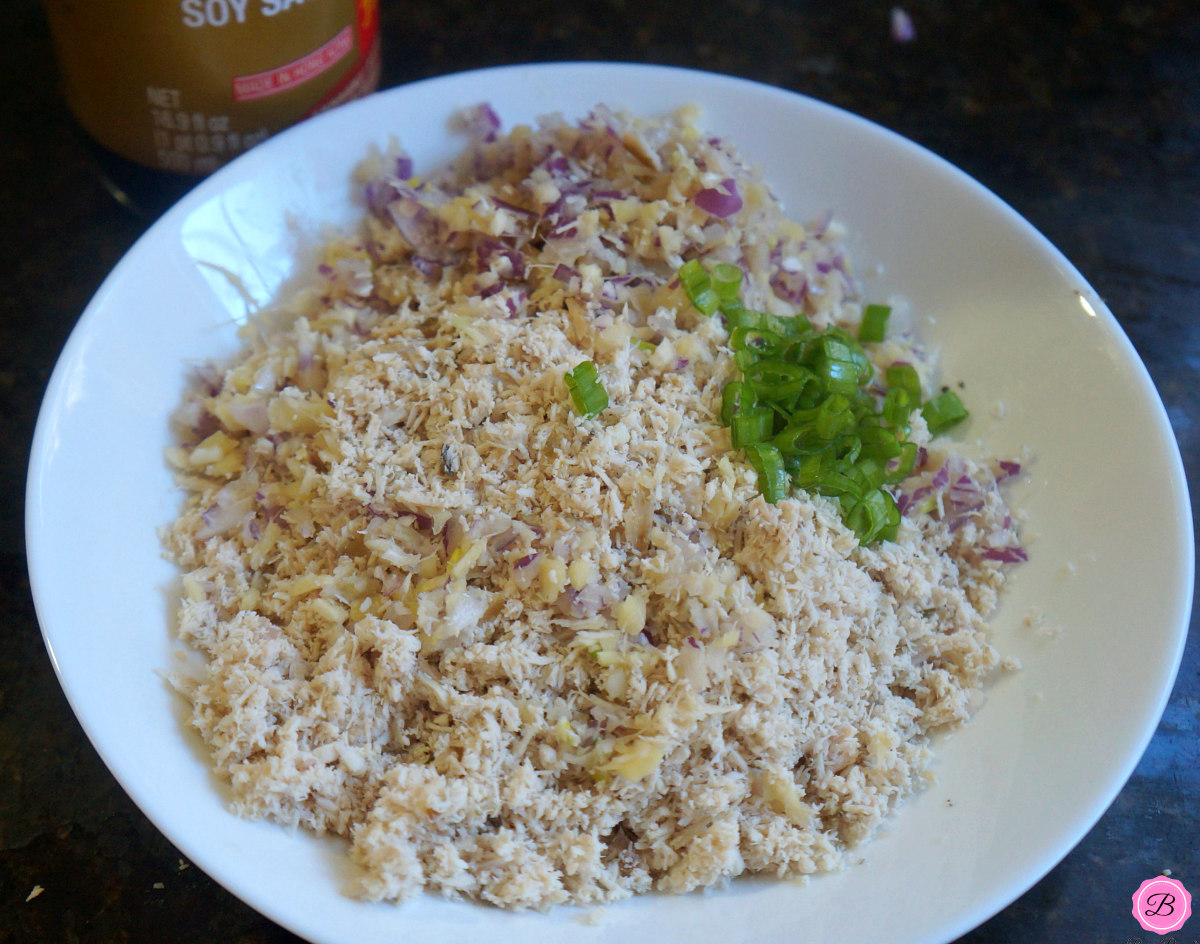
[44,0,381,175]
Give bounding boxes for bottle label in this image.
[232,25,357,102]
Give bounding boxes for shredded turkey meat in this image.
[163,104,1022,910]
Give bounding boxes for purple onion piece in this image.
[491,197,538,219]
[459,102,501,141]
[693,178,743,218]
[411,256,442,280]
[891,7,917,42]
[995,459,1022,480]
[770,269,807,305]
[982,545,1028,563]
[552,263,579,283]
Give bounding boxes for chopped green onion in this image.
[743,443,789,503]
[855,456,887,490]
[722,303,757,330]
[807,333,869,397]
[678,259,720,316]
[815,466,861,498]
[729,326,784,358]
[882,386,914,429]
[691,288,720,316]
[768,312,815,338]
[721,381,751,426]
[885,441,920,483]
[678,258,707,293]
[857,423,903,462]
[569,361,598,386]
[812,354,861,398]
[885,363,921,402]
[844,488,901,543]
[830,433,862,464]
[743,361,816,401]
[773,423,825,456]
[814,394,854,439]
[858,303,891,343]
[564,361,608,418]
[921,390,969,433]
[792,453,824,489]
[676,260,966,545]
[711,263,743,303]
[730,407,774,447]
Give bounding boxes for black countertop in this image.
[2,1,1197,941]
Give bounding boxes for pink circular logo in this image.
[1132,876,1192,934]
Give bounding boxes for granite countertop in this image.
[1,1,1196,941]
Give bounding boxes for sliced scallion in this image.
[711,263,743,304]
[678,259,720,316]
[882,386,914,429]
[885,363,921,402]
[564,361,608,418]
[858,303,891,343]
[921,389,969,433]
[730,407,774,447]
[743,443,789,503]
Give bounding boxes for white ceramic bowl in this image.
[26,62,1193,944]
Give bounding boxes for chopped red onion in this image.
[982,546,1028,563]
[411,256,442,280]
[693,178,742,218]
[457,103,501,142]
[492,529,520,553]
[386,195,441,259]
[491,197,538,219]
[226,398,270,436]
[891,6,916,42]
[994,459,1022,481]
[771,268,808,305]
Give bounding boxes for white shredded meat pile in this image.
[163,104,1024,910]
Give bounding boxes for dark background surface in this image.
[2,1,1197,941]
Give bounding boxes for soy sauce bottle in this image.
[43,0,381,216]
